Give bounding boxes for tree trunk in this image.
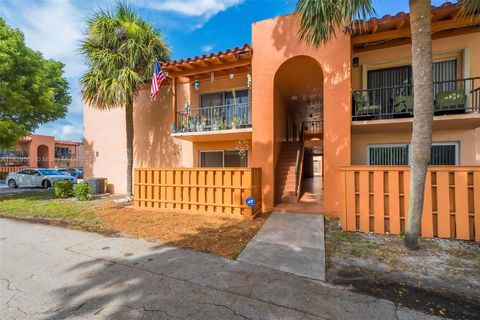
[405,0,434,250]
[125,99,134,197]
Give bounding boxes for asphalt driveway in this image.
[0,185,48,194]
[0,218,440,319]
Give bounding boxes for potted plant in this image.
[211,111,221,131]
[188,117,197,132]
[231,115,240,129]
[197,116,208,131]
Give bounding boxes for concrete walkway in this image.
[1,218,440,319]
[237,212,325,281]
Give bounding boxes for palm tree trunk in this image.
[405,0,434,250]
[125,99,134,197]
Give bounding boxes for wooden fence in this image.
[0,166,30,174]
[134,168,262,219]
[340,166,480,241]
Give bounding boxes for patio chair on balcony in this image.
[393,95,414,115]
[434,90,466,114]
[353,92,382,118]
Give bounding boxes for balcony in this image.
[352,77,480,121]
[0,151,29,166]
[172,103,252,142]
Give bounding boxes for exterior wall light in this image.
[353,57,359,68]
[194,79,199,91]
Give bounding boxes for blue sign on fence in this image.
[246,196,256,207]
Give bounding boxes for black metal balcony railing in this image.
[0,151,27,158]
[175,103,251,133]
[352,77,480,120]
[303,120,323,135]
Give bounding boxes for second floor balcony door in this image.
[225,89,249,127]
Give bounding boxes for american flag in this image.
[150,59,166,99]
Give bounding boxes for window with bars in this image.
[368,144,409,165]
[367,142,459,166]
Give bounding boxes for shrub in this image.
[0,172,8,180]
[73,183,93,201]
[54,180,73,198]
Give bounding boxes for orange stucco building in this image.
[84,2,480,230]
[0,135,83,171]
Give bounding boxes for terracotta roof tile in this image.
[163,43,252,68]
[55,140,81,146]
[352,2,467,36]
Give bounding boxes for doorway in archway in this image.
[37,145,49,168]
[273,55,324,214]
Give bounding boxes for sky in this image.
[0,0,450,142]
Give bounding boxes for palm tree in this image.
[294,0,477,249]
[80,2,170,196]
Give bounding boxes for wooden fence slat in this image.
[345,171,356,231]
[403,170,410,230]
[388,171,401,235]
[199,170,206,212]
[339,171,347,230]
[454,172,469,240]
[224,171,232,214]
[421,172,434,238]
[373,171,384,234]
[474,172,480,242]
[436,171,451,238]
[359,171,370,232]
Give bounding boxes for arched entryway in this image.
[273,55,324,213]
[37,145,49,168]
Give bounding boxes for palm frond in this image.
[457,0,480,23]
[79,0,170,110]
[294,0,375,47]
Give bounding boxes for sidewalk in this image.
[1,218,439,319]
[238,212,325,281]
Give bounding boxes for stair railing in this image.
[294,122,305,199]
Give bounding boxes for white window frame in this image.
[367,142,460,166]
[431,141,460,165]
[199,150,224,167]
[199,149,249,168]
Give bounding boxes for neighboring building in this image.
[0,135,84,171]
[84,3,480,226]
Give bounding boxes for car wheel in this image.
[42,180,51,189]
[8,179,18,189]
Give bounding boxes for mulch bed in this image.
[97,202,269,259]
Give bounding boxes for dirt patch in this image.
[325,218,480,319]
[97,203,269,259]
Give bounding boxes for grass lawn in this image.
[0,190,105,231]
[0,190,268,259]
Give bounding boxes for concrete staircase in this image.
[275,142,301,204]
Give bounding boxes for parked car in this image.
[7,168,77,189]
[56,168,83,179]
[68,168,83,179]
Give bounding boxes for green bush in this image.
[73,183,93,201]
[0,172,8,180]
[54,180,73,198]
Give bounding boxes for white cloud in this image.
[142,0,243,18]
[35,122,83,141]
[0,0,88,79]
[0,0,105,141]
[201,44,213,53]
